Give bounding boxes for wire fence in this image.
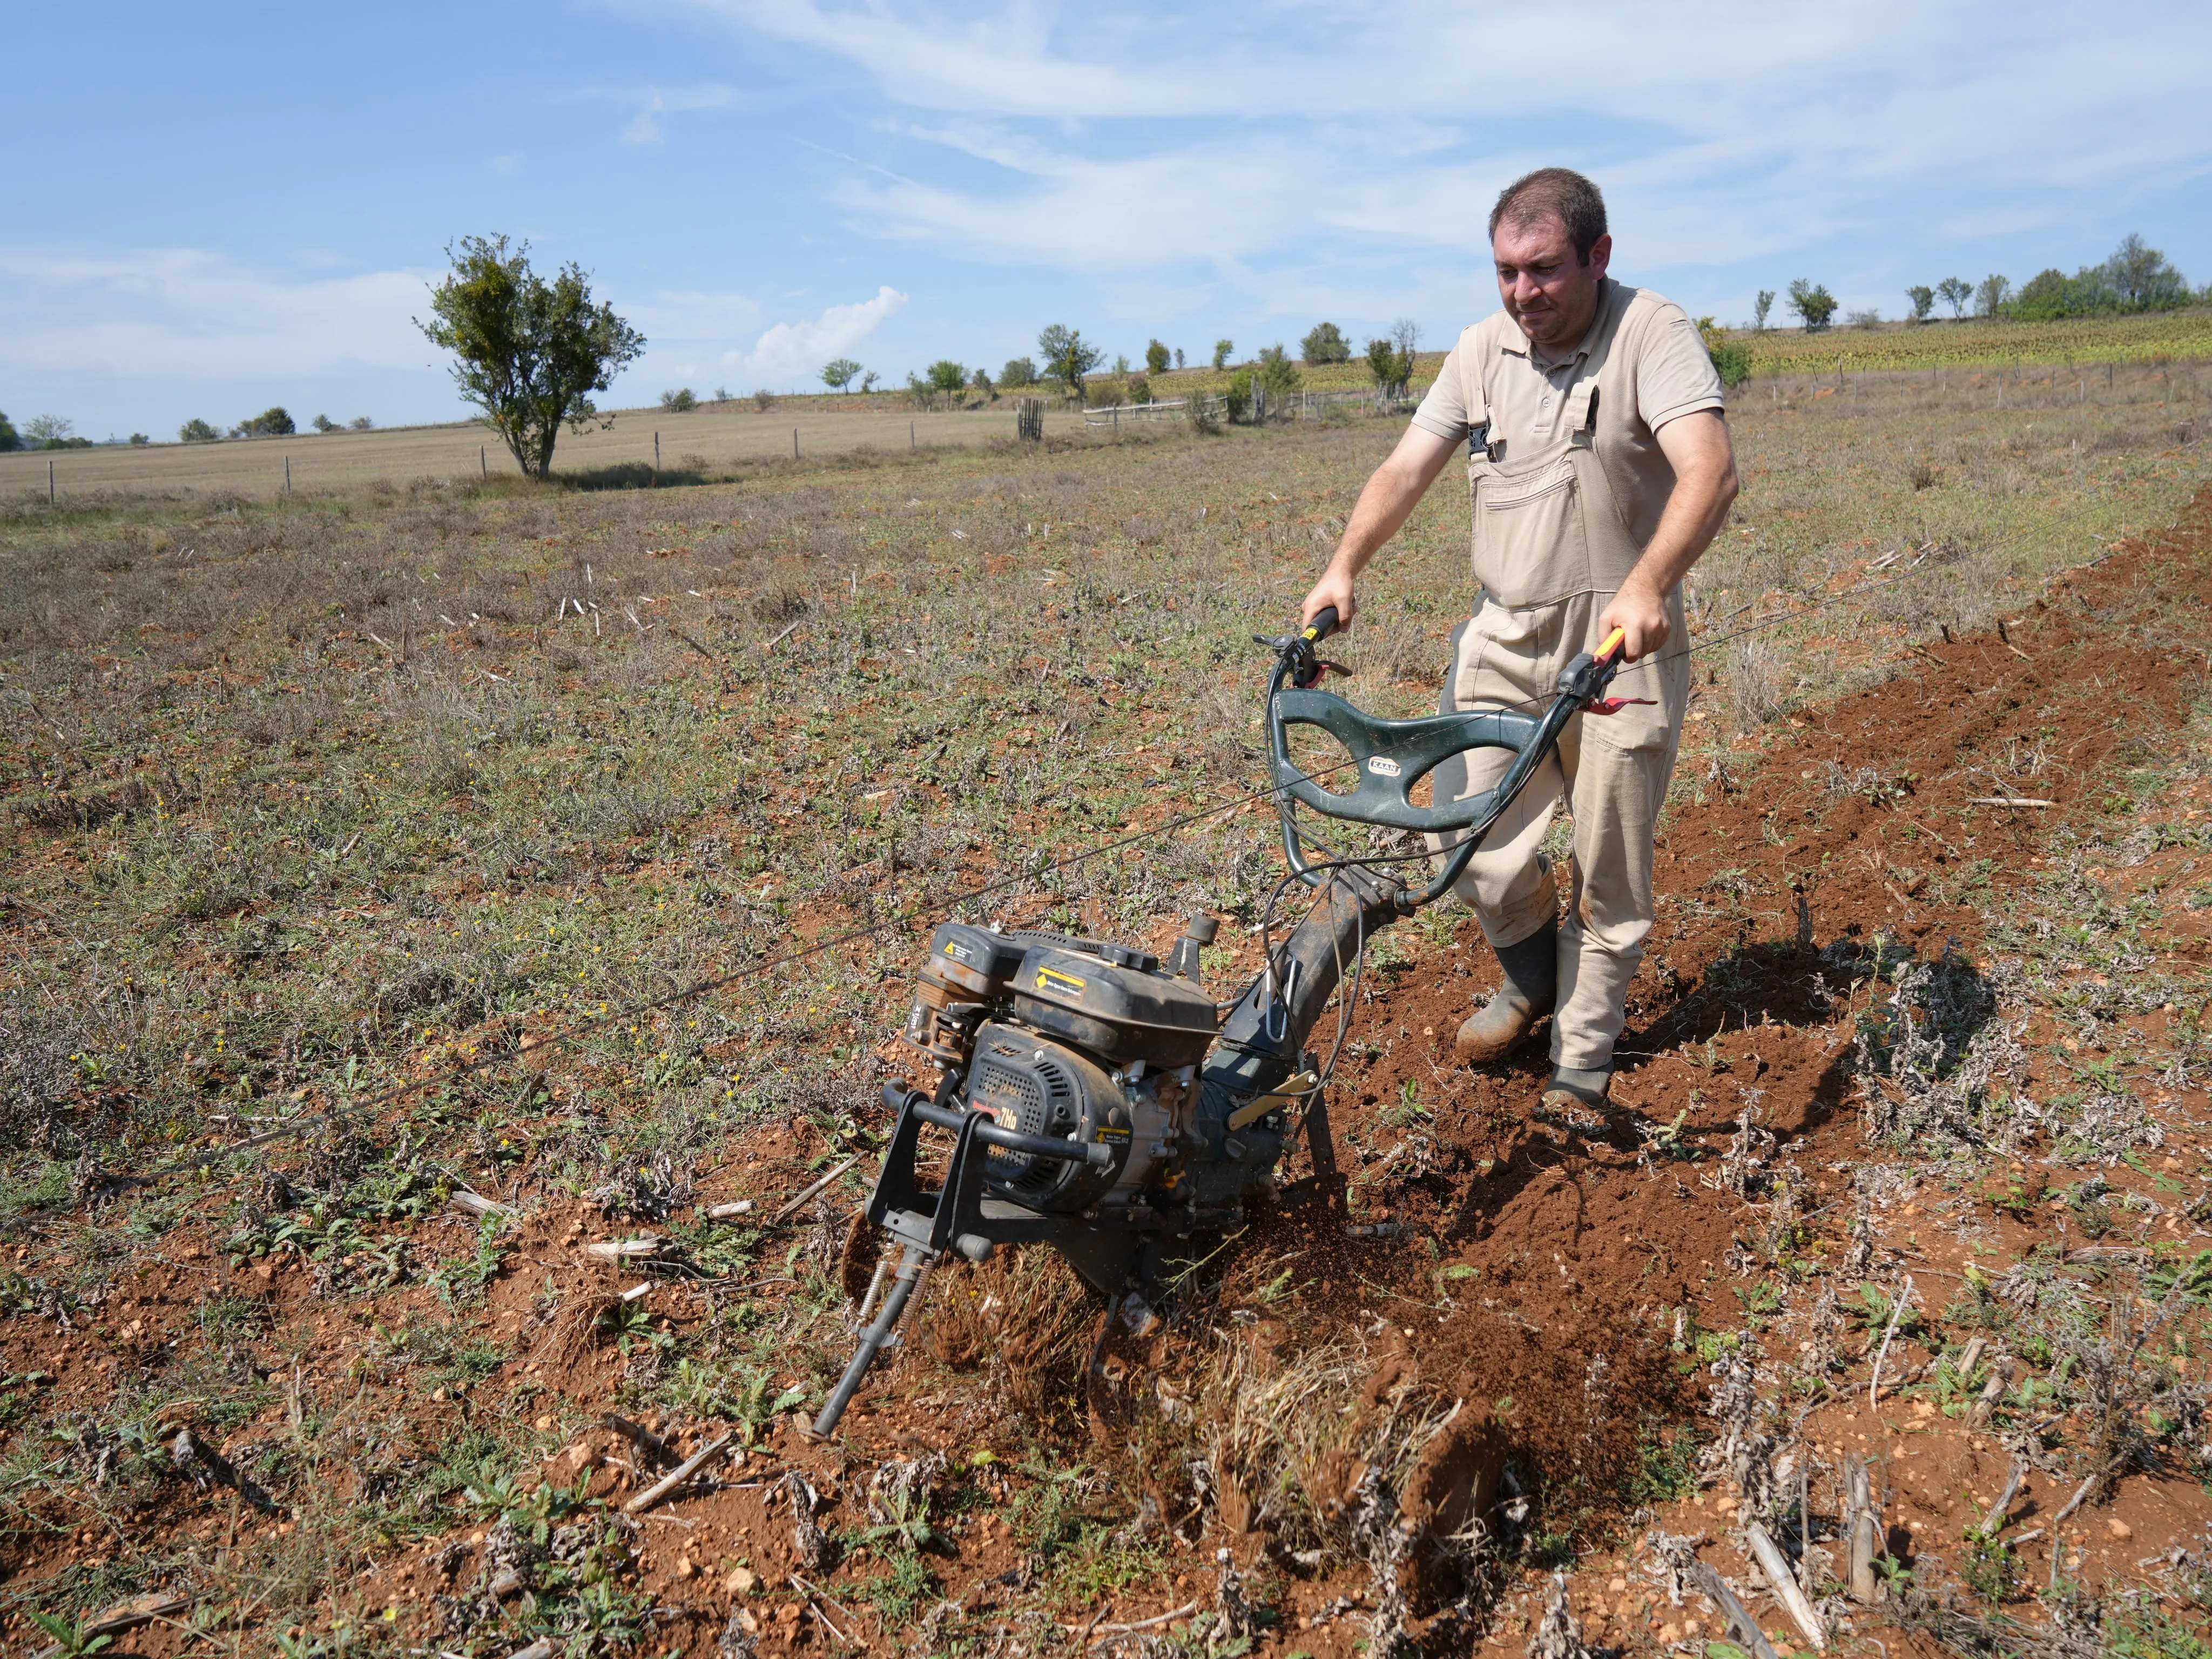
[1081,387,1418,428]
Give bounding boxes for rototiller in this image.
[811,609,1629,1435]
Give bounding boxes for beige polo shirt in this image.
[1410,277,1724,550]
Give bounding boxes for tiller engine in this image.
[812,609,1629,1435]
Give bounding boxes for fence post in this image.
[910,421,915,450]
[480,444,487,478]
[654,431,661,472]
[284,454,291,494]
[793,426,799,460]
[48,458,55,506]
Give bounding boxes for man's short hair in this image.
[1489,168,1608,265]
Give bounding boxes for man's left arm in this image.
[1597,409,1739,660]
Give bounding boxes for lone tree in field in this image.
[821,358,862,393]
[1974,274,2011,318]
[417,235,645,479]
[1785,279,1837,332]
[1000,356,1037,389]
[1212,339,1234,370]
[1752,289,1775,331]
[231,407,295,437]
[1906,285,1934,323]
[1300,322,1351,365]
[1145,339,1171,376]
[1037,325,1101,404]
[1937,277,1972,319]
[927,360,968,407]
[1365,335,1414,399]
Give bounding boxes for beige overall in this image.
[1424,303,1692,1073]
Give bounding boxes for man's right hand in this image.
[1300,568,1358,633]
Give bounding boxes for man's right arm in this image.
[1299,423,1461,630]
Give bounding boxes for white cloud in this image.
[0,247,433,379]
[616,82,738,144]
[717,286,908,388]
[657,0,2212,305]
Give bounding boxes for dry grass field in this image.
[1,366,2210,1658]
[0,407,1083,504]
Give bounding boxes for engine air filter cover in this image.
[920,921,1032,1002]
[1010,945,1218,1068]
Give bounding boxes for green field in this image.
[1737,305,2212,373]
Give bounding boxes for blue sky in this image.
[9,1,2212,441]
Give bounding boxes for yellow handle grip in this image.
[1597,626,1626,661]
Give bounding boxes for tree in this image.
[1036,325,1101,403]
[1000,356,1037,389]
[1695,318,1752,390]
[312,413,339,433]
[1300,322,1351,365]
[1365,335,1414,399]
[25,415,76,447]
[1752,290,1775,332]
[821,358,862,393]
[349,416,374,430]
[927,361,967,404]
[129,433,149,446]
[971,367,996,401]
[660,387,697,412]
[1973,274,2011,318]
[1174,347,1185,370]
[2104,233,2189,307]
[1785,279,1837,332]
[1905,285,1934,323]
[1257,345,1301,397]
[1221,370,1253,423]
[179,418,220,443]
[1937,277,1972,319]
[1212,339,1234,370]
[1145,339,1171,376]
[230,407,294,438]
[416,234,645,479]
[0,411,19,451]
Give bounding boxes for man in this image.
[1299,167,1737,1112]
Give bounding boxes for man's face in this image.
[1494,215,1612,350]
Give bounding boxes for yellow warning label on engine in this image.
[1035,967,1087,997]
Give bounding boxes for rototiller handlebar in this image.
[1257,606,1631,905]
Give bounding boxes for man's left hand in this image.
[1598,576,1670,662]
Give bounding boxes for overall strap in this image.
[1561,282,1630,435]
[1454,322,1492,449]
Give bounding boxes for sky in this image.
[8,1,2212,442]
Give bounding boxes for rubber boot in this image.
[1455,921,1559,1061]
[1540,1064,1612,1114]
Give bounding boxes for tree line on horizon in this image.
[16,229,2201,473]
[1752,233,2200,335]
[803,316,1425,415]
